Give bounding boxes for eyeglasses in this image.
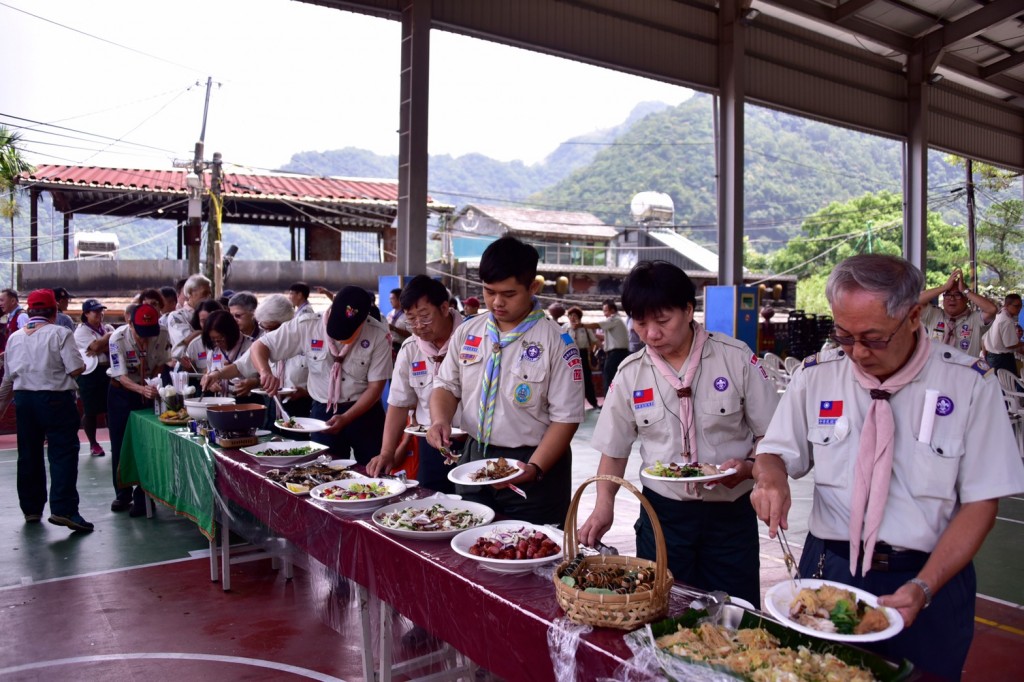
[944,292,965,300]
[829,310,910,350]
[406,313,435,328]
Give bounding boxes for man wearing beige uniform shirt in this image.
[584,299,630,395]
[918,268,995,358]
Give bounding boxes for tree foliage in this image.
[977,199,1024,288]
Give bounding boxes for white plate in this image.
[255,429,271,437]
[239,440,328,466]
[403,425,468,438]
[640,464,737,483]
[764,578,904,642]
[450,522,562,574]
[251,387,297,396]
[447,458,523,486]
[326,458,357,470]
[372,499,494,540]
[275,417,329,433]
[79,351,99,375]
[309,477,406,512]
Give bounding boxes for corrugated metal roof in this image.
[467,203,619,240]
[646,228,720,272]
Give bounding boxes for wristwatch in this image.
[526,461,544,482]
[907,578,933,608]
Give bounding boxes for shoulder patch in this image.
[970,358,993,377]
[803,348,845,369]
[937,347,993,376]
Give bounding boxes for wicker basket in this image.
[553,475,673,630]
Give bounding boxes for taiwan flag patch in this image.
[197,351,207,360]
[310,339,324,351]
[633,388,655,409]
[464,335,483,348]
[411,360,428,376]
[818,400,843,425]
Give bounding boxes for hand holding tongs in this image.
[777,528,800,589]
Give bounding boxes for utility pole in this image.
[176,78,216,276]
[207,152,223,295]
[966,159,977,290]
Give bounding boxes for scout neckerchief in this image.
[414,308,463,373]
[644,322,709,462]
[847,325,930,576]
[477,302,546,453]
[941,309,972,346]
[322,307,359,414]
[23,315,50,336]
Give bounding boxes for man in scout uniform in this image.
[0,289,92,532]
[918,267,995,358]
[578,261,779,606]
[427,236,585,525]
[368,275,462,493]
[107,303,173,515]
[752,254,1024,680]
[165,274,212,356]
[215,286,393,464]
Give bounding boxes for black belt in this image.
[823,539,930,573]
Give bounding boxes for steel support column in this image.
[903,53,929,273]
[29,188,39,262]
[396,0,430,277]
[716,0,744,286]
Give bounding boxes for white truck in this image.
[73,231,119,259]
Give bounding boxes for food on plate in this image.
[646,461,719,478]
[467,526,559,560]
[319,482,392,501]
[265,462,359,492]
[408,424,428,433]
[789,584,889,635]
[468,457,519,482]
[251,445,319,458]
[559,560,656,595]
[159,408,188,422]
[276,417,300,429]
[656,622,877,682]
[376,504,484,532]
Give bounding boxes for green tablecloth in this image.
[119,411,217,540]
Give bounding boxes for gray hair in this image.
[826,254,924,318]
[228,291,258,312]
[254,294,295,324]
[183,274,212,297]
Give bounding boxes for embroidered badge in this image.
[818,400,843,425]
[522,342,543,361]
[197,351,207,360]
[310,339,324,350]
[959,339,970,351]
[633,388,655,409]
[411,360,428,377]
[572,367,582,382]
[970,359,992,376]
[360,339,370,349]
[749,353,760,366]
[936,396,955,416]
[803,354,819,368]
[713,377,729,391]
[126,350,137,361]
[562,347,580,363]
[345,305,357,318]
[514,383,532,405]
[464,335,483,350]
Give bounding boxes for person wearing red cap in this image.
[462,296,481,319]
[107,303,173,515]
[0,289,92,532]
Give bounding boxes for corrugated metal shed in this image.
[467,203,619,240]
[645,228,721,272]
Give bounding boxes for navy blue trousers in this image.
[106,384,149,505]
[15,390,81,517]
[310,400,386,466]
[800,532,975,681]
[416,439,455,494]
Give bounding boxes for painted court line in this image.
[0,556,202,592]
[996,516,1024,525]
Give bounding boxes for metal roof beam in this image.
[832,0,879,24]
[920,0,1024,48]
[981,50,1024,79]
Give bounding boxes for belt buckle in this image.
[871,551,890,572]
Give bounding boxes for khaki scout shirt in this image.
[107,324,173,383]
[257,314,392,405]
[757,342,1024,553]
[592,334,780,502]
[74,322,114,365]
[921,306,990,358]
[165,306,195,355]
[2,321,83,392]
[982,309,1021,354]
[184,335,254,373]
[389,334,462,426]
[434,314,585,448]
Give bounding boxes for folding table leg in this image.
[220,511,231,591]
[209,536,218,582]
[379,598,394,682]
[357,583,376,680]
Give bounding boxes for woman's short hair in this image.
[254,294,295,325]
[183,274,212,297]
[621,261,696,321]
[566,306,584,320]
[201,309,241,350]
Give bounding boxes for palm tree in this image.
[0,127,34,289]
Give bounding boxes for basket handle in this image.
[561,474,668,586]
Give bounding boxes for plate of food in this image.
[251,387,297,397]
[239,441,328,466]
[450,521,562,574]
[640,460,737,483]
[764,578,904,643]
[275,416,329,433]
[447,457,522,486]
[309,477,406,512]
[265,459,363,495]
[403,424,468,438]
[372,499,494,540]
[158,408,190,425]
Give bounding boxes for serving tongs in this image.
[273,394,291,424]
[777,527,800,589]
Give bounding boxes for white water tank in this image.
[630,192,674,223]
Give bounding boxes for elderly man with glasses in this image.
[750,254,1024,681]
[918,267,996,358]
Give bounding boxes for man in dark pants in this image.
[107,304,173,516]
[0,289,91,531]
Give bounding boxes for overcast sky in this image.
[1,0,692,173]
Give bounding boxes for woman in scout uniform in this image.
[427,237,585,525]
[107,304,173,516]
[578,261,779,606]
[368,275,462,493]
[74,298,114,457]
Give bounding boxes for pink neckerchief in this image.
[323,308,358,414]
[847,325,931,576]
[414,308,463,374]
[644,322,710,461]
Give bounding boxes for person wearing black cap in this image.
[0,289,91,532]
[52,287,75,331]
[208,286,393,464]
[74,299,115,456]
[107,303,173,515]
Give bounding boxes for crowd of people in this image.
[1,240,1023,680]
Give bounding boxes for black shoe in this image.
[128,503,147,518]
[24,513,42,523]
[111,498,131,512]
[48,513,95,532]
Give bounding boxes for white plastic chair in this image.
[783,356,802,376]
[995,369,1024,458]
[761,352,789,392]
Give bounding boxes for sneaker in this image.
[24,513,42,523]
[90,445,106,457]
[48,513,95,532]
[110,498,131,512]
[128,503,147,518]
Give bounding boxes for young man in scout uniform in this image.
[0,289,91,532]
[427,236,585,525]
[918,267,996,358]
[752,254,1024,680]
[368,275,462,493]
[107,303,173,516]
